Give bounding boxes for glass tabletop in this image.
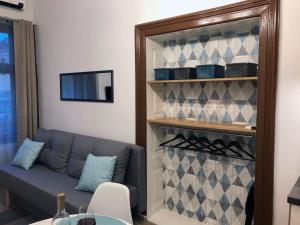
[55,215,126,225]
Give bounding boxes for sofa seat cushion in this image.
[0,164,138,215]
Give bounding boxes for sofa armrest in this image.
[125,145,146,214]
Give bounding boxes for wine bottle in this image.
[51,193,70,225]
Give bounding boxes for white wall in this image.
[0,0,35,22]
[34,0,300,224]
[34,0,240,143]
[274,0,300,224]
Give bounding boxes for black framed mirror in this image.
[60,70,114,103]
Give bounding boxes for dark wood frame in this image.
[135,0,279,224]
[60,70,114,103]
[0,1,23,11]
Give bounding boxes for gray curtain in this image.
[13,20,38,146]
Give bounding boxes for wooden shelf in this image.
[147,76,257,85]
[147,118,256,135]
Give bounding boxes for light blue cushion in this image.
[11,138,45,170]
[75,154,117,192]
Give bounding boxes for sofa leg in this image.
[4,189,12,208]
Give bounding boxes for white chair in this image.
[87,182,133,224]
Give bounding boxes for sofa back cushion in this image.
[34,128,51,148]
[36,130,74,173]
[67,135,95,178]
[68,135,130,184]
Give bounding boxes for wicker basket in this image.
[225,63,258,77]
[196,65,225,79]
[173,68,196,80]
[154,68,174,80]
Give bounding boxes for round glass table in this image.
[29,214,132,225]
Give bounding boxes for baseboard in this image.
[134,213,147,220]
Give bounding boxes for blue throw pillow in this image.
[75,154,117,192]
[11,138,45,170]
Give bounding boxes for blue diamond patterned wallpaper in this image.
[159,25,259,225]
[162,128,255,225]
[162,81,257,126]
[162,26,259,68]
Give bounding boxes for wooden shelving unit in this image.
[148,118,256,135]
[147,76,257,85]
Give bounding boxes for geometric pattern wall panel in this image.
[163,26,259,69]
[156,25,259,225]
[162,81,257,126]
[162,127,256,225]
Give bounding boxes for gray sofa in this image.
[0,129,146,216]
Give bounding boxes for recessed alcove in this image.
[145,18,259,225]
